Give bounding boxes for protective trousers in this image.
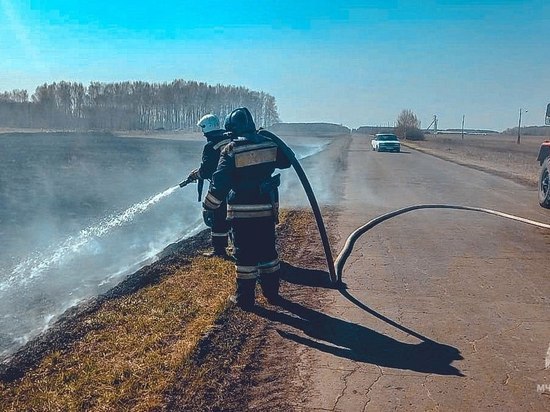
[211,201,230,253]
[231,216,280,307]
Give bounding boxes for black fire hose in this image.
[259,129,338,282]
[334,204,550,283]
[193,130,550,286]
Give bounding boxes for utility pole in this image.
[426,115,438,135]
[461,115,465,139]
[517,108,527,144]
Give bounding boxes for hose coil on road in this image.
[334,204,550,283]
[258,130,550,285]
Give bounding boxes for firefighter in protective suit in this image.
[186,114,233,258]
[203,107,291,309]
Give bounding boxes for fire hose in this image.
[333,204,550,283]
[182,130,550,285]
[260,131,550,285]
[258,130,337,282]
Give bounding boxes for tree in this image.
[0,79,281,131]
[396,109,424,140]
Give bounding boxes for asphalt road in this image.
[299,136,550,410]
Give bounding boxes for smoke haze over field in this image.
[0,133,205,358]
[0,131,330,359]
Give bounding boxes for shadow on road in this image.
[339,288,432,344]
[280,262,337,289]
[256,268,464,376]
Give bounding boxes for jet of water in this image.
[2,186,180,292]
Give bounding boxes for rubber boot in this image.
[259,274,280,304]
[203,235,231,259]
[202,248,232,260]
[230,279,255,310]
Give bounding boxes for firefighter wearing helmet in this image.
[186,113,233,258]
[203,107,291,309]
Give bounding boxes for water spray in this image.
[4,185,181,291]
[6,175,201,292]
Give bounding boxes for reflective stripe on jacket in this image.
[227,203,274,219]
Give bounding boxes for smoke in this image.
[280,136,348,207]
[0,132,343,359]
[0,133,205,359]
[3,185,180,291]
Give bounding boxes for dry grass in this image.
[402,133,548,187]
[0,256,234,411]
[0,209,322,411]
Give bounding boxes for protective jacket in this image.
[204,131,291,304]
[203,133,291,219]
[197,129,233,180]
[196,128,232,254]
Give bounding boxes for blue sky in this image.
[0,0,548,130]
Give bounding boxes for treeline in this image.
[502,126,550,137]
[0,80,280,131]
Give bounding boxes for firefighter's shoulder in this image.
[212,135,233,151]
[221,137,246,155]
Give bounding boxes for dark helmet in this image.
[224,107,256,135]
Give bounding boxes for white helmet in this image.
[197,114,220,134]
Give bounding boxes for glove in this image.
[202,209,215,228]
[187,168,200,182]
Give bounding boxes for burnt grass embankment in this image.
[0,127,349,411]
[0,208,340,411]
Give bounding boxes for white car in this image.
[371,133,400,153]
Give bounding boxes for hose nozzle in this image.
[179,177,193,188]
